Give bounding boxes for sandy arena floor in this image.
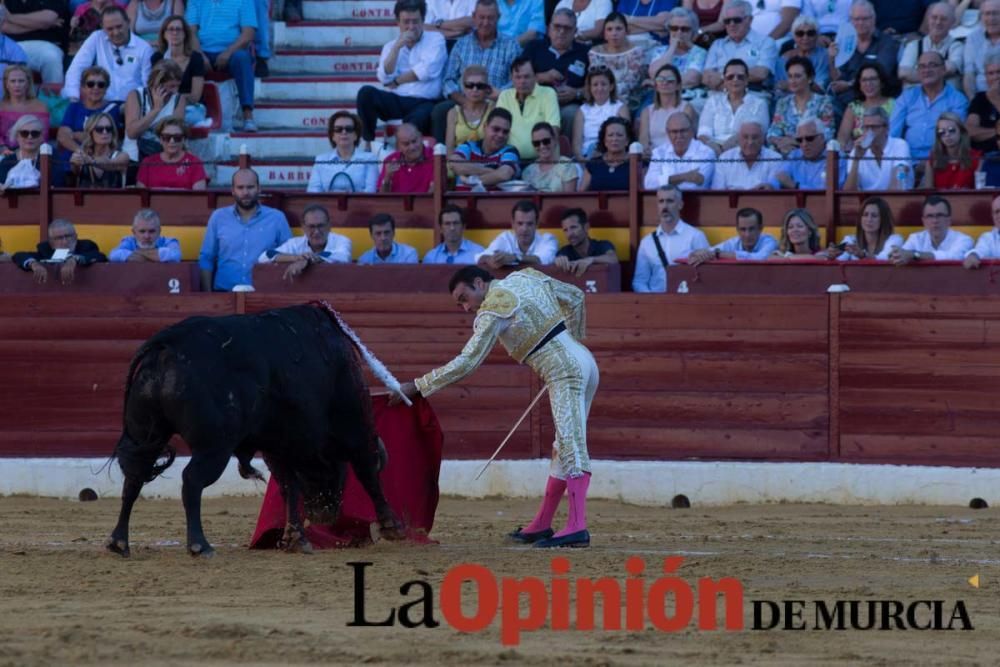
[0,494,998,666]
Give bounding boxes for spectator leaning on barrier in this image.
[64,7,153,103]
[2,0,69,85]
[198,169,292,291]
[357,213,420,265]
[825,196,903,261]
[423,204,486,264]
[0,7,29,82]
[710,120,785,190]
[356,0,447,149]
[522,8,589,135]
[688,207,778,265]
[258,204,352,280]
[109,208,181,262]
[632,184,709,293]
[964,194,1000,270]
[553,207,618,278]
[449,106,520,189]
[12,219,108,285]
[496,55,560,160]
[890,195,974,265]
[644,111,716,191]
[770,207,823,259]
[476,199,558,270]
[377,122,435,193]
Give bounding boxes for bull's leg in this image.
[278,482,313,554]
[349,456,404,540]
[106,476,144,557]
[181,448,231,557]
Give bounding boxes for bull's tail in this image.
[111,341,176,482]
[314,300,413,406]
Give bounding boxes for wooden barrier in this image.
[0,263,199,294]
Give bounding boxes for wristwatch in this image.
[912,250,922,261]
[435,18,444,28]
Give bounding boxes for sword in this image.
[475,385,549,480]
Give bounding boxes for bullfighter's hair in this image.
[314,301,413,406]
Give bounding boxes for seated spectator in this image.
[0,115,47,192]
[2,0,68,85]
[71,112,130,187]
[151,15,206,115]
[71,0,128,55]
[824,196,902,261]
[772,117,845,189]
[432,0,520,143]
[688,206,777,264]
[967,52,1000,154]
[308,111,377,193]
[377,122,434,193]
[646,8,707,94]
[769,207,823,259]
[553,0,611,42]
[123,59,186,161]
[522,121,578,192]
[710,120,783,189]
[697,58,769,155]
[767,56,833,156]
[185,0,258,131]
[644,111,715,190]
[836,62,894,151]
[873,0,933,37]
[136,117,206,188]
[356,0,447,149]
[497,56,560,160]
[445,65,494,156]
[109,208,182,262]
[964,194,1000,270]
[889,51,968,166]
[553,207,618,277]
[12,219,107,285]
[587,12,646,112]
[632,184,709,292]
[572,65,629,160]
[57,67,123,183]
[799,0,849,37]
[703,1,777,91]
[198,169,292,291]
[920,112,981,190]
[685,0,726,43]
[127,0,184,42]
[827,1,899,110]
[423,204,485,264]
[897,3,962,91]
[580,116,632,191]
[751,0,800,42]
[496,0,544,46]
[0,64,49,151]
[890,195,973,264]
[357,213,419,265]
[476,199,558,269]
[522,8,590,133]
[424,0,475,41]
[963,0,1000,101]
[0,8,29,82]
[844,107,913,190]
[774,15,829,94]
[638,64,697,155]
[449,107,520,189]
[258,204,352,280]
[64,7,153,103]
[617,0,677,44]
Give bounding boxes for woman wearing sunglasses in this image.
[920,112,981,190]
[637,63,697,155]
[0,115,47,193]
[306,111,376,193]
[57,67,122,171]
[523,121,578,192]
[70,111,130,187]
[136,117,206,189]
[445,65,494,157]
[0,65,50,152]
[646,8,707,93]
[774,15,830,94]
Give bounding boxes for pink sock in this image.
[555,472,591,537]
[524,476,566,533]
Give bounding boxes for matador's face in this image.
[451,278,487,313]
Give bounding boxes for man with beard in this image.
[553,208,618,277]
[632,184,709,292]
[109,209,182,263]
[198,169,291,291]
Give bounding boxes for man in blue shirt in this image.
[199,169,291,290]
[890,51,968,164]
[0,7,29,81]
[771,118,846,189]
[554,208,618,277]
[688,207,778,265]
[423,204,485,264]
[357,213,420,264]
[109,208,182,262]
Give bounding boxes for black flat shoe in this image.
[533,529,590,548]
[508,526,554,543]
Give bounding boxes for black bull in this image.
[107,304,403,557]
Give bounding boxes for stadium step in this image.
[272,20,398,49]
[254,100,355,131]
[227,130,332,158]
[301,0,396,21]
[217,159,317,189]
[270,47,381,75]
[255,74,375,102]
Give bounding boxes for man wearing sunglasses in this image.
[771,117,845,189]
[12,219,107,285]
[522,8,589,134]
[356,0,447,149]
[703,0,777,91]
[63,7,152,103]
[898,3,962,91]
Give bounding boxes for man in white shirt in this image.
[257,205,352,280]
[63,7,152,103]
[964,194,1000,270]
[424,0,475,40]
[687,207,777,265]
[477,199,559,269]
[710,121,784,190]
[844,107,913,191]
[632,184,709,293]
[356,0,448,149]
[644,112,715,191]
[891,195,974,265]
[898,2,963,90]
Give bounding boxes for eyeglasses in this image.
[331,125,356,133]
[85,80,109,89]
[725,73,747,81]
[794,29,817,37]
[722,16,745,25]
[113,47,124,66]
[588,64,610,73]
[531,137,552,147]
[160,133,184,142]
[668,25,692,33]
[655,76,678,84]
[18,129,42,138]
[937,126,959,136]
[464,82,490,90]
[797,133,820,143]
[551,23,575,31]
[93,125,115,134]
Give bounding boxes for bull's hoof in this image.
[279,526,314,554]
[105,536,130,558]
[378,519,406,541]
[188,542,216,558]
[238,462,266,482]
